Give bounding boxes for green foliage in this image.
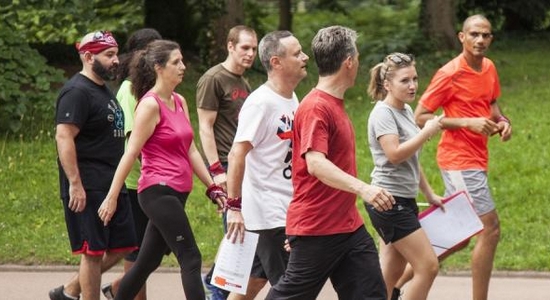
[258,1,421,68]
[244,0,270,39]
[196,0,228,69]
[1,0,90,44]
[0,0,143,44]
[313,0,349,14]
[0,0,144,133]
[91,0,143,35]
[0,28,65,133]
[457,0,550,31]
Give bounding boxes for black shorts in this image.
[125,189,149,262]
[62,190,137,255]
[248,227,289,285]
[365,196,421,244]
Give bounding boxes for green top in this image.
[117,79,141,190]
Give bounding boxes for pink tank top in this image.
[138,91,194,193]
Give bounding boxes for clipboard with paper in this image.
[419,191,484,257]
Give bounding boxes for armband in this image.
[497,115,511,125]
[205,184,226,205]
[225,196,242,212]
[208,161,225,177]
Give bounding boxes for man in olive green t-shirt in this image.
[196,25,259,300]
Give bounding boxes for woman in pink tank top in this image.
[98,40,226,300]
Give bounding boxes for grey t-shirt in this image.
[368,101,420,198]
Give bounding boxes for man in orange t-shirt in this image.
[413,14,512,300]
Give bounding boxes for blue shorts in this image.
[62,190,137,255]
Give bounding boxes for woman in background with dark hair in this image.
[98,40,225,300]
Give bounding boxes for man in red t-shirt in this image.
[410,14,512,300]
[266,25,394,300]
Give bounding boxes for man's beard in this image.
[92,59,117,81]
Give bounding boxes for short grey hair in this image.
[258,30,293,72]
[311,25,357,76]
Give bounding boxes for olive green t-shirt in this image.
[196,64,252,163]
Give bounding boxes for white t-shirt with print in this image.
[234,84,298,230]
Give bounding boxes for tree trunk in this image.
[279,0,292,31]
[209,0,245,65]
[419,0,460,51]
[144,0,196,51]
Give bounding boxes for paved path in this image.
[1,265,549,299]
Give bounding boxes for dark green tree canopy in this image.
[2,0,550,133]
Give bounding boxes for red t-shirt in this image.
[286,89,364,236]
[419,54,501,170]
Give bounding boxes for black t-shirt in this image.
[55,73,125,198]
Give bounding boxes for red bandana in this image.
[75,31,118,54]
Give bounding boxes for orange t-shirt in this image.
[419,54,501,171]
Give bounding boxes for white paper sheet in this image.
[211,231,259,295]
[419,191,484,257]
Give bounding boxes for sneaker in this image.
[49,285,79,300]
[391,287,402,300]
[203,276,229,300]
[101,283,114,300]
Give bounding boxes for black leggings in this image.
[115,185,204,300]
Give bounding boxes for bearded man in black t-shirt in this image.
[49,31,137,300]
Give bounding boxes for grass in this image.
[1,30,550,272]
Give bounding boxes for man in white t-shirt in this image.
[224,30,309,300]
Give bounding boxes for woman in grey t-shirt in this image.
[365,53,444,300]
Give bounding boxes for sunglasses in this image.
[76,30,117,54]
[93,31,113,41]
[386,53,414,65]
[382,53,414,80]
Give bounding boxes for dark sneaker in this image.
[391,287,402,300]
[49,285,79,300]
[101,283,114,300]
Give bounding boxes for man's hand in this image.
[423,114,444,137]
[226,209,246,244]
[68,183,86,212]
[467,118,499,136]
[361,186,394,211]
[283,238,291,252]
[496,120,512,142]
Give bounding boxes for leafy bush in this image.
[259,1,422,68]
[0,28,65,133]
[458,0,550,31]
[0,0,144,134]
